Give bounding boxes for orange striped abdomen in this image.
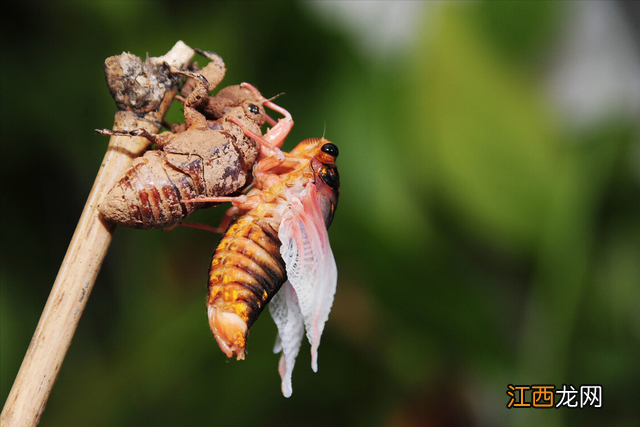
[207,215,286,359]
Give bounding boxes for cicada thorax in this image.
[207,213,287,359]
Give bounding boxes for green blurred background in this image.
[2,2,639,426]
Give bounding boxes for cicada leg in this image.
[164,220,225,234]
[163,221,220,234]
[169,66,209,129]
[162,203,241,235]
[262,99,293,149]
[94,128,173,147]
[192,49,226,91]
[208,205,241,233]
[227,86,305,175]
[169,67,210,91]
[240,82,293,148]
[162,120,186,133]
[224,116,304,176]
[227,116,286,166]
[181,195,246,204]
[181,194,264,213]
[179,195,258,235]
[263,112,278,128]
[165,197,246,235]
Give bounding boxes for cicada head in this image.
[205,84,267,126]
[309,140,340,229]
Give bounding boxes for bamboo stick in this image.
[0,41,194,427]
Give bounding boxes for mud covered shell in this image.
[99,128,257,229]
[99,62,271,229]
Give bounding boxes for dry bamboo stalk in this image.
[0,41,195,427]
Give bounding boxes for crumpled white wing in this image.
[278,183,338,373]
[268,280,305,398]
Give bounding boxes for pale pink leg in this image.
[227,116,286,164]
[261,99,293,148]
[181,195,247,205]
[180,195,262,214]
[227,86,298,175]
[213,206,239,233]
[169,221,223,234]
[239,82,262,98]
[240,82,293,148]
[264,113,278,127]
[254,154,289,176]
[164,203,242,234]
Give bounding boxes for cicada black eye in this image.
[247,103,260,115]
[321,143,339,158]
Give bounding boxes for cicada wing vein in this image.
[278,183,338,374]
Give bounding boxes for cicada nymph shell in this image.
[186,136,340,397]
[97,51,294,229]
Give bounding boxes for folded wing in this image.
[270,183,338,396]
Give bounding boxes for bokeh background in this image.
[2,2,639,426]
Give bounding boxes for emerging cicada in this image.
[185,128,340,397]
[97,51,293,229]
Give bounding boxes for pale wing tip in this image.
[282,383,293,398]
[279,353,294,397]
[273,334,283,354]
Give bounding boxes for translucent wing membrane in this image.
[272,183,338,396]
[268,281,305,397]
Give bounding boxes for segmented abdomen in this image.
[98,151,202,229]
[208,215,287,327]
[98,129,255,230]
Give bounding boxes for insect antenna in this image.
[266,92,285,103]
